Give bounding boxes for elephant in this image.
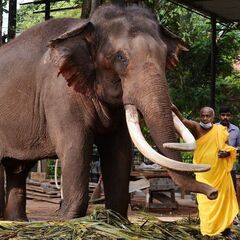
[0,4,217,221]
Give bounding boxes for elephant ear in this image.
[48,21,96,97]
[159,25,189,70]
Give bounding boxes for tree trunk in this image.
[8,0,17,41]
[81,0,91,19]
[81,0,126,19]
[89,0,100,17]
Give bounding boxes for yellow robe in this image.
[193,124,239,236]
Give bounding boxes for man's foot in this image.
[224,232,238,240]
[222,228,238,240]
[202,235,211,240]
[233,217,240,226]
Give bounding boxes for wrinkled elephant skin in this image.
[0,5,214,221]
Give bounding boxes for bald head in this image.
[199,106,215,130]
[200,107,215,118]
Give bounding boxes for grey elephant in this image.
[0,4,217,221]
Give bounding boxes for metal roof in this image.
[171,0,240,23]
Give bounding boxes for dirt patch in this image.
[26,200,59,221]
[26,199,197,222]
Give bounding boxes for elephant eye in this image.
[113,51,128,66]
[113,51,128,73]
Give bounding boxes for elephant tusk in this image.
[163,112,196,151]
[125,104,210,172]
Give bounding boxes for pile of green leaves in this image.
[0,209,239,239]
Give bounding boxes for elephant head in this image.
[48,5,216,199]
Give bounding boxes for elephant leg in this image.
[97,122,132,218]
[0,164,5,218]
[58,138,93,219]
[3,159,36,221]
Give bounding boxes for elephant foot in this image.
[4,212,29,222]
[58,210,86,220]
[58,199,88,219]
[4,216,29,222]
[58,206,87,219]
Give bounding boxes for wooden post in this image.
[45,0,51,20]
[8,0,17,40]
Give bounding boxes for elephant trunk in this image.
[134,69,180,160]
[140,96,179,160]
[167,170,218,200]
[124,62,217,199]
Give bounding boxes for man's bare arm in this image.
[171,104,198,131]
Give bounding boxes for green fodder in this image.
[0,209,239,239]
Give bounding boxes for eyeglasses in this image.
[220,113,231,117]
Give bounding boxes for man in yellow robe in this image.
[172,105,239,237]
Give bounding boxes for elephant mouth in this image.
[125,104,210,172]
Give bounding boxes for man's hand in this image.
[171,104,178,113]
[171,104,183,120]
[218,150,230,158]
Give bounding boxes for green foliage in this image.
[17,0,82,32]
[142,1,213,119]
[143,0,240,144]
[47,159,55,179]
[17,4,44,31]
[143,1,240,122]
[47,159,61,179]
[181,151,193,163]
[213,31,240,125]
